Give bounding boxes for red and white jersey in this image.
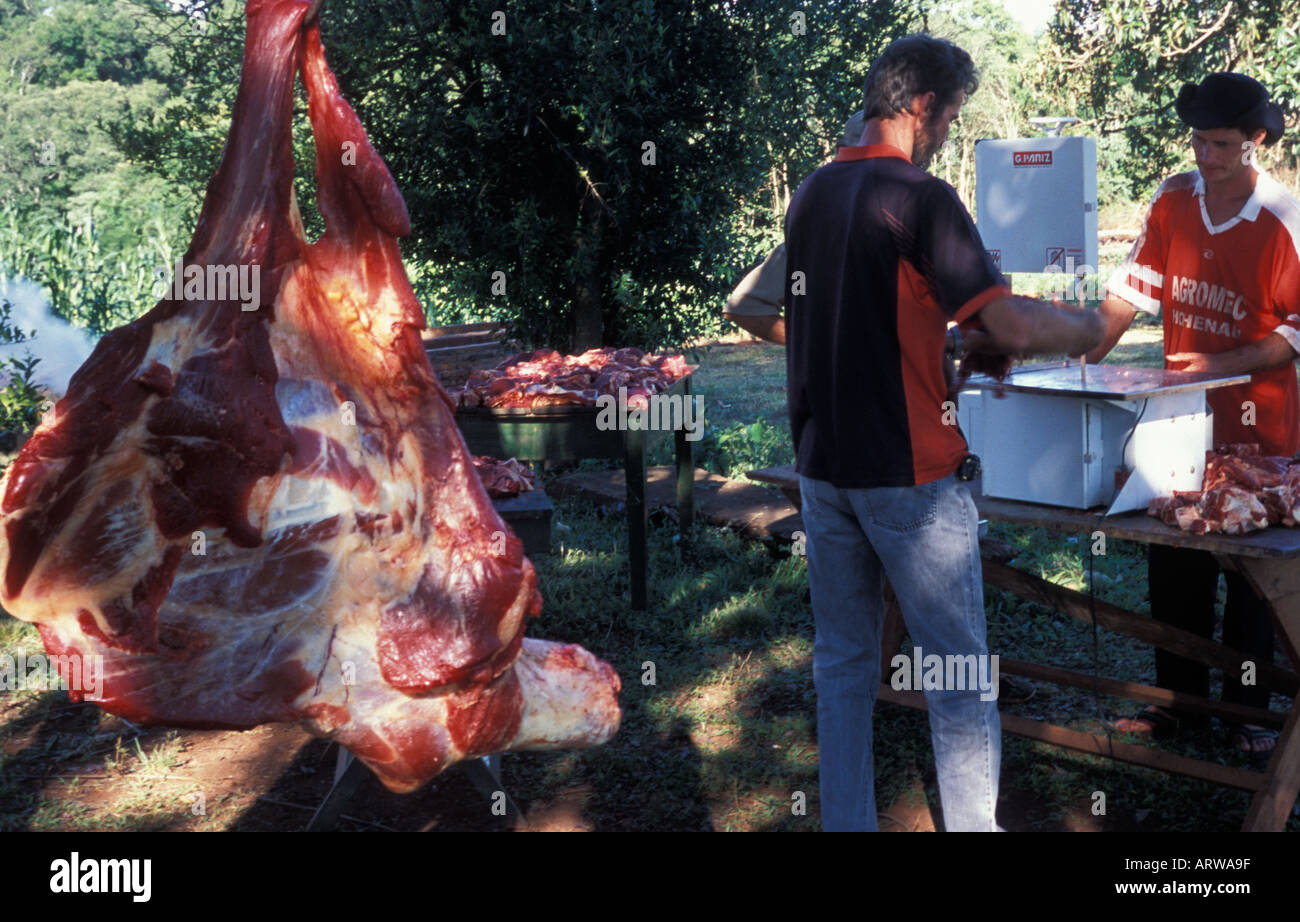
[1109,167,1300,455]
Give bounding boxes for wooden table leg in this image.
[625,426,648,610]
[674,409,694,535]
[1231,556,1300,831]
[1244,701,1300,831]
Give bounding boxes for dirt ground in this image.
[0,699,603,832]
[1,691,1140,832]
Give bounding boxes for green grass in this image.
[500,324,1296,831]
[489,484,1294,831]
[520,496,817,830]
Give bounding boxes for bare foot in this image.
[1229,724,1277,755]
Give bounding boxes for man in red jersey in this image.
[1088,73,1300,758]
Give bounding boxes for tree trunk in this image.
[570,192,604,351]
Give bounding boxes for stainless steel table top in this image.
[962,361,1250,401]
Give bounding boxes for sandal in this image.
[1114,705,1182,739]
[1227,724,1278,767]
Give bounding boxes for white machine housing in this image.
[974,136,1098,275]
[959,389,1209,514]
[956,365,1250,514]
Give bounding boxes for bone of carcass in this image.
[0,0,619,793]
[1148,444,1300,536]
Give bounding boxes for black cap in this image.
[1175,72,1284,145]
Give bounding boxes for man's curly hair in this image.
[863,35,979,121]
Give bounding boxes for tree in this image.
[924,0,1036,207]
[1037,0,1300,200]
[729,2,922,242]
[118,0,922,350]
[0,1,190,252]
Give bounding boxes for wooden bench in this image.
[422,322,514,387]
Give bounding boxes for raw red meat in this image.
[0,0,619,793]
[1202,447,1288,492]
[1148,444,1300,535]
[956,350,1013,388]
[452,346,690,410]
[473,456,537,499]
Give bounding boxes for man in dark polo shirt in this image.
[785,34,1103,831]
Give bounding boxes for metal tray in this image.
[962,361,1249,401]
[453,368,696,418]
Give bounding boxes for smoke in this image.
[0,278,97,398]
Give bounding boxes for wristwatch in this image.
[945,326,962,357]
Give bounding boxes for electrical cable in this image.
[1118,398,1149,476]
[1086,524,1112,747]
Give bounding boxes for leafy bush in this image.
[0,296,44,457]
[691,418,793,481]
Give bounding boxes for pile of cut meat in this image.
[450,347,690,410]
[1149,444,1300,535]
[473,456,537,499]
[0,0,619,794]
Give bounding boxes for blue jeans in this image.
[799,473,1001,831]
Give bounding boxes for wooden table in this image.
[456,374,696,609]
[748,463,1300,831]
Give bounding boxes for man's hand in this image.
[1165,352,1230,374]
[1166,332,1299,377]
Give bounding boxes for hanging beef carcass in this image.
[0,0,620,793]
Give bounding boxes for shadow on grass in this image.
[0,693,103,831]
[0,692,195,831]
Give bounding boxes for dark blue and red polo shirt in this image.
[785,143,1009,488]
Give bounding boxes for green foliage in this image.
[0,1,195,252]
[0,204,171,336]
[0,0,172,89]
[726,2,923,260]
[0,296,42,438]
[1037,0,1300,200]
[693,417,793,481]
[117,0,920,351]
[925,0,1038,207]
